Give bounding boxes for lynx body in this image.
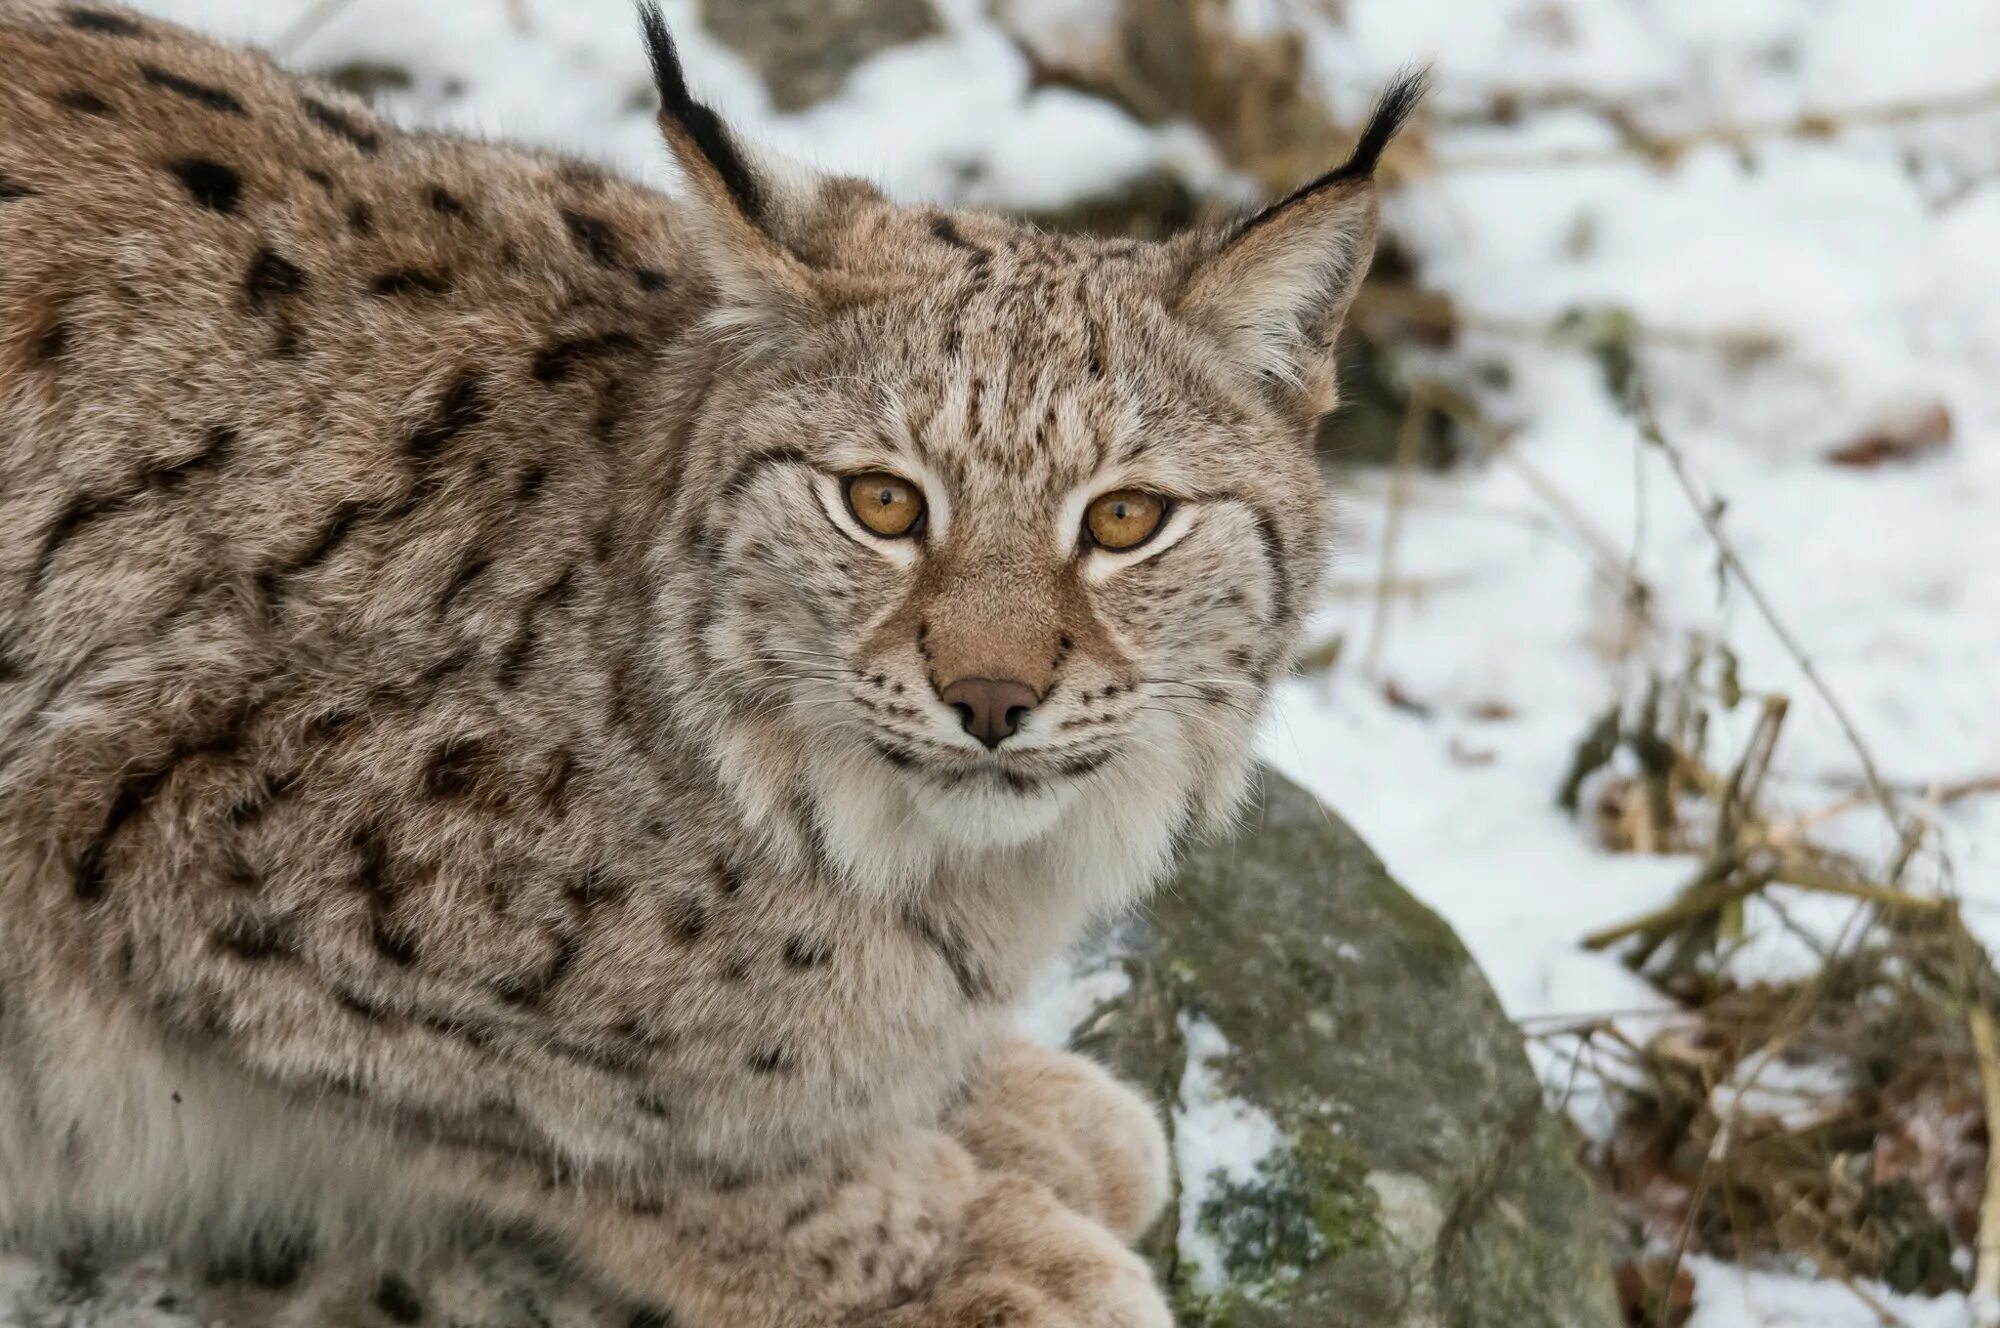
[0,3,1414,1322]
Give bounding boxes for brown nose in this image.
[939,677,1040,749]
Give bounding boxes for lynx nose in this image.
[939,677,1041,749]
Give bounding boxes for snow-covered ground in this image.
[108,0,2000,1322]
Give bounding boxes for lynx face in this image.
[641,16,1421,892]
[676,226,1312,849]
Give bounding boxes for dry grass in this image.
[1532,640,1996,1325]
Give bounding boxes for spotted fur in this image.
[0,2,1410,1323]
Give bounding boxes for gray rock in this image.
[699,0,941,111]
[1069,768,1621,1327]
[0,770,1616,1327]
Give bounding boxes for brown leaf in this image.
[1825,403,1953,468]
[1616,1257,1697,1326]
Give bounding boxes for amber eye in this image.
[844,472,925,538]
[1084,489,1168,552]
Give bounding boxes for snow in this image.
[1708,1047,1854,1137]
[128,0,1228,208]
[102,1,2000,1323]
[1171,1015,1288,1297]
[1015,949,1130,1048]
[1686,1256,1976,1328]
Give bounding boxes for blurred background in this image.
[122,2,2000,1324]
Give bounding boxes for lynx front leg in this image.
[946,1039,1171,1243]
[440,1127,1169,1328]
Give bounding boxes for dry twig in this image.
[1435,80,2000,172]
[1360,381,1432,677]
[1624,377,1913,855]
[275,0,357,58]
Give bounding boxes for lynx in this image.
[0,2,1418,1322]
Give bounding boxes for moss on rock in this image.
[1080,768,1621,1327]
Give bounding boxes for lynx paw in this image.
[948,1041,1171,1243]
[879,1174,1171,1328]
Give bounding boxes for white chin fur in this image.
[711,707,1258,915]
[820,753,1078,861]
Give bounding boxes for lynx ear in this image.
[639,5,846,341]
[1175,70,1426,406]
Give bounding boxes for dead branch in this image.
[1355,283,1785,362]
[275,0,357,57]
[1713,695,1789,860]
[1360,382,1432,677]
[1623,376,1913,856]
[1434,80,2000,172]
[1581,853,1757,952]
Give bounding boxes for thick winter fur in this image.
[0,2,1412,1322]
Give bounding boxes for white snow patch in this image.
[1708,1048,1854,1136]
[1686,1255,1974,1328]
[1015,956,1131,1049]
[1172,1014,1288,1295]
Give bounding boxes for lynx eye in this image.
[844,472,925,538]
[1084,489,1168,552]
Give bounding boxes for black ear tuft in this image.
[1332,66,1430,182]
[638,2,764,224]
[1235,65,1429,237]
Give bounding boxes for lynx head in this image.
[639,7,1421,902]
